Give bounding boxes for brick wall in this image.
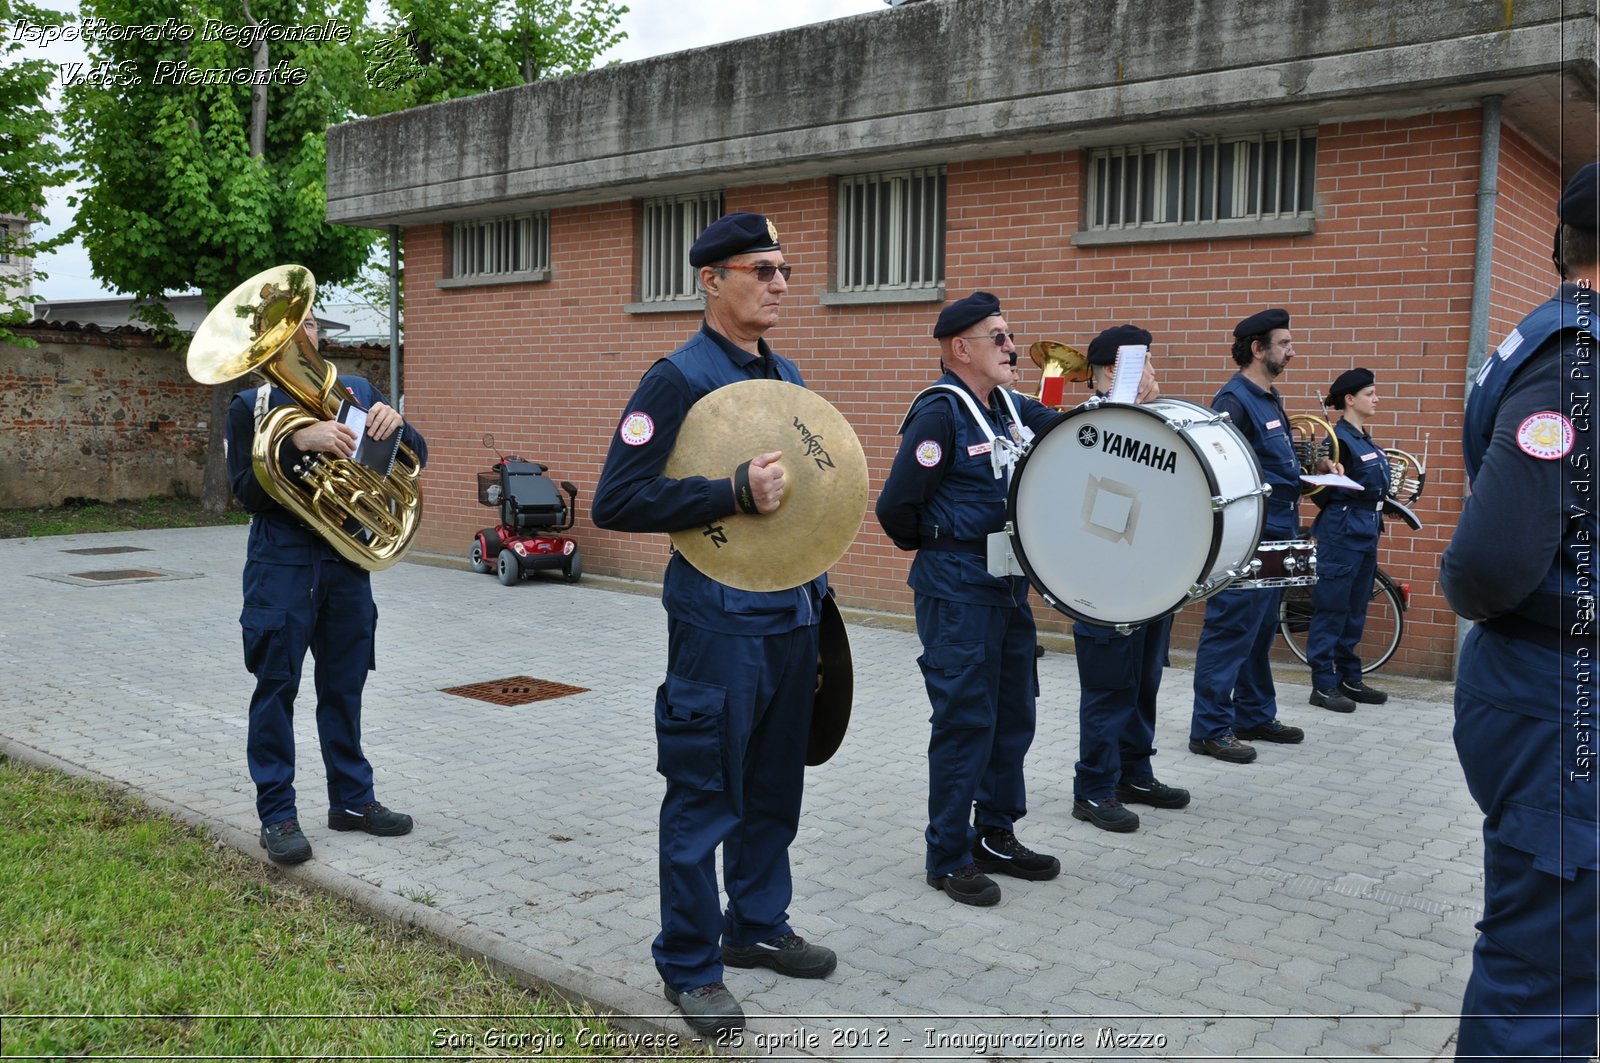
[399,106,1564,678]
[0,324,396,509]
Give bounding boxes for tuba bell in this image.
[1028,340,1092,408]
[1288,412,1337,496]
[186,264,423,571]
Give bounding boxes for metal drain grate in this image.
[69,569,168,581]
[61,546,151,556]
[442,676,589,706]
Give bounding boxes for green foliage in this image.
[0,495,251,538]
[0,0,75,345]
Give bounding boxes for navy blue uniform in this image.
[1073,615,1173,799]
[1190,373,1300,740]
[875,374,1062,877]
[1441,281,1599,1062]
[591,324,826,994]
[226,376,428,828]
[1306,420,1389,690]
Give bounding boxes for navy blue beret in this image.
[1233,308,1290,339]
[1559,163,1599,229]
[1086,324,1152,366]
[1325,367,1375,408]
[933,291,1002,339]
[689,212,781,267]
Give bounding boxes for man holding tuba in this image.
[227,313,428,866]
[592,213,837,1038]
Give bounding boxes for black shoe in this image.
[1340,680,1388,705]
[1072,796,1140,833]
[972,828,1061,880]
[1115,778,1191,809]
[927,863,1001,906]
[1310,688,1358,713]
[1235,719,1305,743]
[1188,732,1258,763]
[663,981,744,1036]
[328,800,413,836]
[260,817,312,865]
[723,932,837,979]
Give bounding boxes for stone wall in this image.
[0,323,394,508]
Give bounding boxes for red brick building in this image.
[328,0,1598,677]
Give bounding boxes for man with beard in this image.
[1188,309,1313,764]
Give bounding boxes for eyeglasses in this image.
[961,330,1015,347]
[718,263,792,282]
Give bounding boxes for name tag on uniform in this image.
[1265,419,1282,430]
[1361,451,1379,461]
[968,442,993,457]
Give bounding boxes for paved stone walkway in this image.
[1,526,1476,1060]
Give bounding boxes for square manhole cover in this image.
[34,569,202,587]
[60,546,151,556]
[442,676,589,707]
[71,569,168,581]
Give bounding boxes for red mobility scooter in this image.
[469,436,582,586]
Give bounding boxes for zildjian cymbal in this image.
[662,379,868,592]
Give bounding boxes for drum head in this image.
[1009,404,1223,626]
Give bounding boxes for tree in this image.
[0,0,74,346]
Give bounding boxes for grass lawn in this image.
[0,496,251,539]
[0,758,703,1058]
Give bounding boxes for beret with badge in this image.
[1233,307,1291,339]
[689,212,781,268]
[1324,367,1375,408]
[1087,323,1152,366]
[933,291,1003,339]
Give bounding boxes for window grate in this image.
[450,213,551,279]
[640,191,724,302]
[1086,130,1317,231]
[836,167,946,293]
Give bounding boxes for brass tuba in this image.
[1288,412,1337,496]
[186,264,422,571]
[1028,340,1092,408]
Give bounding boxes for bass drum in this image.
[1008,398,1267,626]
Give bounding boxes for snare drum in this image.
[1007,398,1267,626]
[1235,538,1318,588]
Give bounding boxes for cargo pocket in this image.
[655,673,727,791]
[1311,560,1352,612]
[1500,800,1600,880]
[240,606,291,679]
[1076,632,1136,691]
[918,640,990,728]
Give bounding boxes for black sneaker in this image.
[1071,796,1140,833]
[1235,719,1305,743]
[723,932,837,979]
[1340,680,1389,705]
[1311,688,1358,713]
[328,800,413,836]
[972,828,1061,880]
[1188,732,1258,763]
[663,981,744,1036]
[926,863,1001,906]
[1115,778,1191,809]
[260,817,312,865]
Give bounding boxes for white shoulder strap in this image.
[899,383,1027,480]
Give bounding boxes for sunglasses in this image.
[718,263,792,282]
[961,330,1016,347]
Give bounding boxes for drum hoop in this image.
[1007,402,1229,626]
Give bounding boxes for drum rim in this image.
[1007,402,1229,627]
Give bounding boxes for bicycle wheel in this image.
[1278,569,1407,674]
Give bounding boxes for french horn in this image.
[1288,412,1337,496]
[186,265,423,571]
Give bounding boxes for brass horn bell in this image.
[186,264,423,571]
[1028,340,1092,409]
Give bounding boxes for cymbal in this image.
[662,379,867,592]
[807,593,853,766]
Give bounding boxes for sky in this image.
[21,0,888,308]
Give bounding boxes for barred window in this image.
[0,223,10,265]
[450,213,550,279]
[1086,130,1316,231]
[836,167,945,293]
[640,191,724,302]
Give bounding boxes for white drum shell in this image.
[1008,398,1265,626]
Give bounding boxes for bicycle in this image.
[1278,566,1411,674]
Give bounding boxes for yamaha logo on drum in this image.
[1084,427,1179,474]
[1077,424,1099,448]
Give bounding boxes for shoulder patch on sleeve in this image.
[1516,411,1574,460]
[618,411,655,447]
[915,440,943,467]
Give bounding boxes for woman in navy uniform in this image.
[1069,325,1189,834]
[1187,309,1312,764]
[1305,369,1391,713]
[592,213,836,1037]
[876,291,1063,907]
[228,315,426,867]
[1441,163,1598,1062]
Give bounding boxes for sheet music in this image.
[1301,472,1364,491]
[1108,345,1147,404]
